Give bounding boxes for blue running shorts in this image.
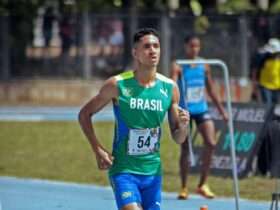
[110,173,161,210]
[191,111,212,125]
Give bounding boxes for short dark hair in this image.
[133,28,160,45]
[184,34,200,44]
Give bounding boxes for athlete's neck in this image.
[134,66,157,87]
[186,54,199,59]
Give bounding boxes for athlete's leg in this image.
[177,135,190,199]
[140,175,161,210]
[121,203,143,210]
[179,137,189,189]
[110,173,143,210]
[197,119,216,187]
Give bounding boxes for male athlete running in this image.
[79,28,190,210]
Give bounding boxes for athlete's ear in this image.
[132,48,137,59]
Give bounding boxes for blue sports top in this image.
[177,64,208,114]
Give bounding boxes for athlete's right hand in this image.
[95,146,114,170]
[177,106,190,128]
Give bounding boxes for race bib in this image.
[186,87,204,103]
[128,127,160,155]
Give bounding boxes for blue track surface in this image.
[0,106,113,122]
[0,176,269,210]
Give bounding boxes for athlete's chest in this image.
[182,65,206,86]
[118,82,171,112]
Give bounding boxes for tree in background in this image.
[270,0,280,13]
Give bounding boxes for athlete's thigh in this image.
[110,173,142,210]
[197,119,216,146]
[140,175,161,210]
[121,203,143,210]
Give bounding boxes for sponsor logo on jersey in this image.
[123,88,133,97]
[121,191,132,199]
[160,88,168,98]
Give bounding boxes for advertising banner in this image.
[190,103,273,178]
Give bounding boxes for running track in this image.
[0,176,269,210]
[0,106,113,122]
[0,106,270,210]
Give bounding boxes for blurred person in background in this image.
[59,14,74,57]
[58,12,76,75]
[250,41,270,102]
[42,6,56,57]
[251,38,280,105]
[170,34,228,200]
[79,28,190,210]
[109,20,124,57]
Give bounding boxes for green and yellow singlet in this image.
[109,70,174,177]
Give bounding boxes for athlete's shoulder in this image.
[156,73,175,85]
[114,70,134,81]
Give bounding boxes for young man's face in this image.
[133,34,160,67]
[185,37,201,58]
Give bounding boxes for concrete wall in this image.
[0,79,252,106]
[0,80,103,106]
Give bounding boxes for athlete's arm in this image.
[78,77,118,170]
[205,65,228,121]
[170,61,181,81]
[168,83,189,144]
